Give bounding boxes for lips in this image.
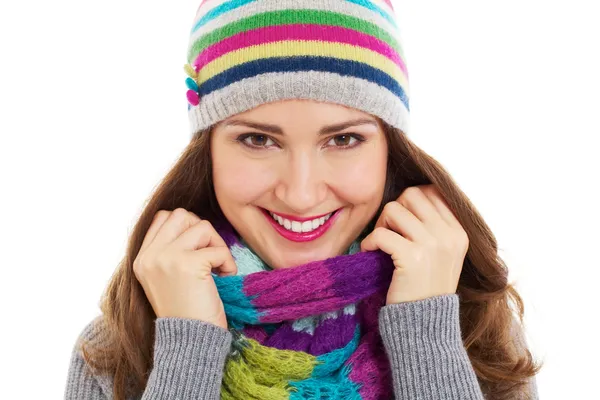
[261,207,341,242]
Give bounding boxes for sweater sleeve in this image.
[64,316,232,400]
[378,294,485,399]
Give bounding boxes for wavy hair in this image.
[80,120,542,400]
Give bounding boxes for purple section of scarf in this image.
[213,219,241,247]
[241,325,268,344]
[262,312,358,356]
[309,312,358,355]
[325,250,394,303]
[358,290,387,331]
[244,258,336,306]
[259,297,349,323]
[263,323,314,352]
[243,250,393,322]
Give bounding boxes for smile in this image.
[260,208,341,242]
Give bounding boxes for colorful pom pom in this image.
[184,64,201,106]
[187,90,200,106]
[185,77,199,92]
[183,63,198,79]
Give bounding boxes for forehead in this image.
[216,99,381,131]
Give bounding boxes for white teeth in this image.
[301,221,312,232]
[311,219,319,229]
[291,221,302,232]
[269,211,335,233]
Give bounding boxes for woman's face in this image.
[211,99,388,269]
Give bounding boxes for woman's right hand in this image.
[133,208,237,330]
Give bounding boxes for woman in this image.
[64,0,542,399]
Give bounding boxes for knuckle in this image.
[457,230,469,250]
[154,209,170,220]
[373,226,387,238]
[382,201,397,214]
[187,211,201,222]
[172,207,188,219]
[404,186,420,197]
[197,219,214,233]
[397,193,409,206]
[211,246,226,259]
[198,219,212,228]
[133,255,148,276]
[420,184,435,195]
[170,208,194,230]
[132,257,140,273]
[227,250,236,263]
[399,186,421,205]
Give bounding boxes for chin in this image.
[264,243,345,269]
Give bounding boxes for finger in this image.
[421,186,462,228]
[360,227,409,261]
[174,219,228,251]
[139,210,172,254]
[187,246,238,276]
[399,186,446,229]
[151,208,201,248]
[374,201,427,242]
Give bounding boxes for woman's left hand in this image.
[361,184,469,304]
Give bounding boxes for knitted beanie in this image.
[183,0,410,139]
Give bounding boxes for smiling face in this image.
[210,99,388,269]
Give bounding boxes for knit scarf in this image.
[211,221,396,400]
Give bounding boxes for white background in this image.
[1,0,599,398]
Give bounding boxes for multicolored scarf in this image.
[212,221,396,399]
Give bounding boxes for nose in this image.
[274,151,327,215]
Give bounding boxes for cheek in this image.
[212,156,275,205]
[330,154,387,206]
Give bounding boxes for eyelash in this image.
[235,133,366,150]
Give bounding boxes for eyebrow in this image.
[221,118,379,135]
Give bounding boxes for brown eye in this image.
[333,135,352,146]
[237,133,276,148]
[249,134,268,146]
[327,134,363,148]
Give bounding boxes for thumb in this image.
[193,246,238,277]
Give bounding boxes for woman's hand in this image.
[133,208,238,329]
[361,184,468,304]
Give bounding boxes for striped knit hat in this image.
[183,0,410,139]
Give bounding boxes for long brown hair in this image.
[80,120,542,400]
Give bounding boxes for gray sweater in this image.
[64,294,538,399]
